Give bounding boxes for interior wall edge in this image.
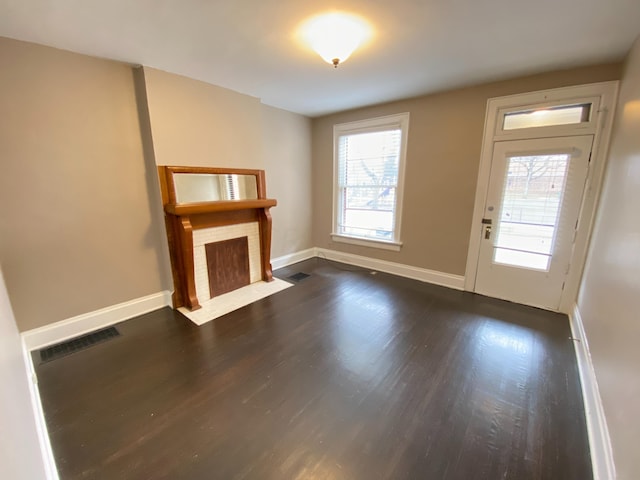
[20,337,59,480]
[568,303,616,480]
[132,65,175,292]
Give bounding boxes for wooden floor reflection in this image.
[35,258,591,480]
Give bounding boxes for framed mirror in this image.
[158,166,267,205]
[173,173,258,203]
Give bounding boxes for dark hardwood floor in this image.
[35,259,591,480]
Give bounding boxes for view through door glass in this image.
[494,153,569,271]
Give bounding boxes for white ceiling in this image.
[1,0,639,117]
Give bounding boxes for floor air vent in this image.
[39,326,121,363]
[288,272,310,282]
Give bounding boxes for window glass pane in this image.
[337,126,402,241]
[341,209,394,240]
[503,104,591,130]
[345,156,399,186]
[341,130,400,162]
[495,222,554,255]
[494,249,550,270]
[493,154,569,270]
[344,186,396,211]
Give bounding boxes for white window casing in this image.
[332,113,410,251]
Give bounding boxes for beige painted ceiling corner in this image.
[0,0,638,117]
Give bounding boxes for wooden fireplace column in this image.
[158,167,277,312]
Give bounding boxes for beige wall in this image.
[577,37,640,480]
[0,266,49,478]
[138,67,313,260]
[142,67,264,169]
[0,33,311,336]
[312,63,622,275]
[0,37,167,331]
[261,104,313,258]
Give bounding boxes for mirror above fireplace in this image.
[158,166,267,205]
[173,173,258,203]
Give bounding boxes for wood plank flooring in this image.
[34,259,592,479]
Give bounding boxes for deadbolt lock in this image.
[484,225,492,240]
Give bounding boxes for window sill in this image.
[330,234,403,252]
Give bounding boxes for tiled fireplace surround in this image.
[193,222,261,305]
[180,221,291,326]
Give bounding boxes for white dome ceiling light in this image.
[298,12,373,68]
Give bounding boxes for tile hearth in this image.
[178,278,292,326]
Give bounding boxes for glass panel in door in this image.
[493,154,570,271]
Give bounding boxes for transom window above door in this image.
[494,97,600,140]
[332,113,410,251]
[503,103,592,131]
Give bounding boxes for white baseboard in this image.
[21,337,59,480]
[271,248,316,270]
[316,248,465,290]
[19,246,463,351]
[569,304,616,480]
[22,290,172,351]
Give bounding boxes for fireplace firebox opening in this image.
[205,237,250,298]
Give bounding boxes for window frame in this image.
[331,112,410,251]
[493,95,600,140]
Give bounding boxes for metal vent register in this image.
[39,326,121,363]
[288,272,310,282]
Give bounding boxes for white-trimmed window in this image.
[332,113,409,251]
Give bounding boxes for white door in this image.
[474,135,593,310]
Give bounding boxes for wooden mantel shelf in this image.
[165,199,277,216]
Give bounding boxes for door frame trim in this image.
[464,81,619,313]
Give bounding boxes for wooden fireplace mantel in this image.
[165,199,276,216]
[158,166,277,312]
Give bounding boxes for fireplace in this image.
[192,222,262,305]
[205,237,250,298]
[158,166,278,312]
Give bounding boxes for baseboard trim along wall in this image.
[21,337,59,480]
[271,248,317,270]
[569,304,616,480]
[315,248,465,290]
[22,290,173,351]
[23,247,463,351]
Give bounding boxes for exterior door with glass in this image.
[474,135,593,310]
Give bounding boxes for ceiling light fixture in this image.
[299,12,372,68]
